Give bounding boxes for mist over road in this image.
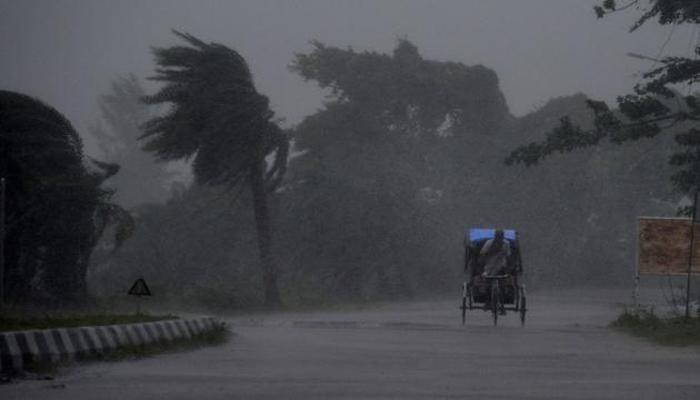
[2,289,699,399]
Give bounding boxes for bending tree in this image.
[507,0,700,201]
[0,90,131,304]
[284,39,512,299]
[141,31,289,308]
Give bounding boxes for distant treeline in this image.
[1,39,677,307]
[90,40,676,308]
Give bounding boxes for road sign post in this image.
[686,190,699,319]
[128,278,152,314]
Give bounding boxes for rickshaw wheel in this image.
[460,282,467,325]
[491,282,499,326]
[467,284,473,310]
[520,295,527,326]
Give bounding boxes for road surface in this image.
[2,289,700,399]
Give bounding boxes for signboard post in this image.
[637,213,700,316]
[637,218,700,275]
[686,191,699,319]
[128,278,152,314]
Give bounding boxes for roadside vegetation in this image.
[612,309,700,346]
[0,313,177,332]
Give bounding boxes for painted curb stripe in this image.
[3,334,22,371]
[96,327,116,350]
[67,328,87,357]
[118,325,133,346]
[175,321,189,339]
[14,333,32,366]
[163,322,173,339]
[153,323,169,341]
[33,332,51,363]
[105,326,121,346]
[57,329,75,356]
[171,321,182,337]
[23,332,41,361]
[129,324,146,346]
[107,326,126,347]
[184,320,195,337]
[88,328,105,351]
[124,325,140,346]
[41,331,61,362]
[166,321,180,339]
[50,330,69,360]
[136,324,151,344]
[0,317,221,374]
[184,320,197,336]
[0,334,15,372]
[143,324,157,343]
[193,319,204,334]
[161,322,172,338]
[80,328,99,354]
[167,321,181,338]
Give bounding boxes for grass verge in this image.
[611,309,700,346]
[22,323,229,375]
[0,313,177,332]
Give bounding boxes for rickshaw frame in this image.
[460,229,527,326]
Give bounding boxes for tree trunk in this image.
[249,160,282,308]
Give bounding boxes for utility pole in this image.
[686,190,698,319]
[0,177,5,308]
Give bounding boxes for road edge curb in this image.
[0,316,224,374]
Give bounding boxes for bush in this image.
[612,309,700,346]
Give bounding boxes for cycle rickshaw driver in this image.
[479,229,511,314]
[480,229,511,277]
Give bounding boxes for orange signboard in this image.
[638,217,700,275]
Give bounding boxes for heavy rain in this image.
[1,1,700,399]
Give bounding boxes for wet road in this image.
[2,289,700,399]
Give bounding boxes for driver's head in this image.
[494,229,504,241]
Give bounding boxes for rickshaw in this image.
[460,228,526,326]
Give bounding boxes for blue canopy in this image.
[467,228,517,242]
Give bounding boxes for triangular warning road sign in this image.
[128,278,152,296]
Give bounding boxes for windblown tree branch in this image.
[140,30,289,308]
[507,0,700,196]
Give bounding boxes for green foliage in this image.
[91,34,681,308]
[291,39,510,139]
[141,30,290,308]
[281,39,515,300]
[0,90,128,305]
[89,184,264,309]
[594,0,700,30]
[0,313,176,332]
[141,31,288,188]
[508,1,700,200]
[612,309,700,346]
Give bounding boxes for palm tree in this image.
[141,31,289,308]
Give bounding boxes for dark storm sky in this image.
[0,0,695,155]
